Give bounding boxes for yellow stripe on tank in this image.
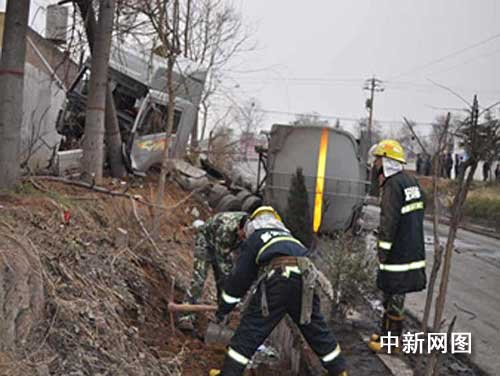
[313,127,329,233]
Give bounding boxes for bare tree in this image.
[123,0,182,234]
[402,115,451,343]
[187,0,255,143]
[208,126,239,171]
[64,0,127,178]
[423,96,500,375]
[80,0,117,183]
[155,0,181,235]
[233,98,264,160]
[292,112,328,127]
[0,0,31,190]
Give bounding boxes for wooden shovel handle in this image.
[168,302,218,312]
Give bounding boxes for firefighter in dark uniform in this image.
[212,206,347,376]
[368,139,427,352]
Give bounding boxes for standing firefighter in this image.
[179,211,247,331]
[212,206,347,376]
[368,139,426,352]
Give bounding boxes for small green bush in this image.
[314,233,377,320]
[285,167,313,248]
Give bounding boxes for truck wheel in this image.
[215,194,241,212]
[241,195,262,213]
[208,185,229,208]
[235,190,253,205]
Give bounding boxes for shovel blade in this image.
[205,322,234,346]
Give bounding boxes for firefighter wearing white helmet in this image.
[368,140,427,353]
[214,206,348,375]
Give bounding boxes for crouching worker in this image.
[178,211,248,331]
[214,206,348,376]
[368,140,426,353]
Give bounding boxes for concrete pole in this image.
[0,0,31,190]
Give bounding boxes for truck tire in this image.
[215,194,241,212]
[241,195,262,214]
[235,190,253,205]
[207,185,229,208]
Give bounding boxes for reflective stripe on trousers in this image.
[378,240,392,250]
[222,291,241,304]
[322,344,341,363]
[379,260,426,272]
[227,347,249,365]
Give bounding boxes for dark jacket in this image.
[218,228,308,314]
[377,171,426,294]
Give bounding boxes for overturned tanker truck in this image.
[210,124,369,233]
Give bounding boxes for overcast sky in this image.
[2,0,499,135]
[228,0,500,134]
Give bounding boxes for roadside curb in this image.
[366,199,499,241]
[424,214,500,241]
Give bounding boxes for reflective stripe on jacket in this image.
[219,228,308,315]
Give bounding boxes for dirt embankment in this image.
[0,177,227,376]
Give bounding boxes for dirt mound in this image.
[0,177,223,376]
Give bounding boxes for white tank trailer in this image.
[263,124,369,233]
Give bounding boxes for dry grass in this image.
[0,177,218,375]
[463,184,500,227]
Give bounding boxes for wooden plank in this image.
[358,331,414,376]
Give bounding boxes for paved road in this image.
[363,205,500,375]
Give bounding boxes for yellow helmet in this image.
[372,139,406,163]
[250,205,282,222]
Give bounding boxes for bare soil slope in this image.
[0,177,225,376]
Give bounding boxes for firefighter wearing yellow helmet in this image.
[372,139,406,163]
[215,206,348,375]
[368,140,426,353]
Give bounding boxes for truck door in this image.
[129,96,182,173]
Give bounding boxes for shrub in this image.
[313,233,378,320]
[285,167,313,248]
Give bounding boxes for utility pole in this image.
[363,76,385,147]
[0,0,31,190]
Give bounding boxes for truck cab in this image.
[56,45,206,174]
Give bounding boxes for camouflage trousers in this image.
[381,293,406,336]
[186,231,233,306]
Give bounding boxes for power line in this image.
[426,47,500,76]
[226,75,500,95]
[230,75,365,82]
[210,103,435,127]
[390,30,500,79]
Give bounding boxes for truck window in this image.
[137,104,182,136]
